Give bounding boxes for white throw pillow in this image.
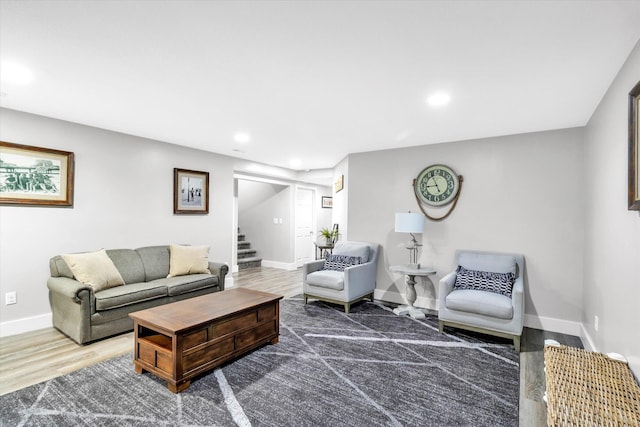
[167,244,211,278]
[62,249,125,292]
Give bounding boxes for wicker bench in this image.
[544,343,640,426]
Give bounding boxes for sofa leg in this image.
[513,336,521,352]
[438,320,444,334]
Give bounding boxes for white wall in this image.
[347,128,586,334]
[332,157,349,240]
[583,41,640,375]
[0,108,235,333]
[238,180,291,263]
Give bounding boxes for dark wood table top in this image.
[129,288,283,333]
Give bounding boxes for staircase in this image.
[237,229,262,270]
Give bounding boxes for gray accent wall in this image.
[346,128,586,332]
[583,40,640,375]
[0,108,235,327]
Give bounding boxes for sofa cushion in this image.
[151,274,219,297]
[453,265,515,297]
[322,254,362,271]
[136,245,170,281]
[167,244,211,278]
[445,289,513,319]
[333,242,370,263]
[305,270,345,291]
[105,249,145,284]
[95,282,167,311]
[62,249,125,292]
[458,252,516,275]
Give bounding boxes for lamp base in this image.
[407,263,420,269]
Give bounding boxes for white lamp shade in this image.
[395,212,424,233]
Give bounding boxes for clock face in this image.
[415,164,460,206]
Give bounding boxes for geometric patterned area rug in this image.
[0,296,519,426]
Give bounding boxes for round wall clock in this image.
[414,164,460,206]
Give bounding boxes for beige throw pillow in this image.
[167,244,211,278]
[62,249,125,292]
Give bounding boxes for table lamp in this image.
[395,212,424,268]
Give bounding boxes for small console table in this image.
[389,265,436,319]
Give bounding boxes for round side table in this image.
[389,265,436,319]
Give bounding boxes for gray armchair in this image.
[303,241,379,313]
[438,250,525,351]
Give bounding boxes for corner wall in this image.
[347,128,585,335]
[0,108,235,334]
[583,41,640,375]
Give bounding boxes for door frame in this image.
[294,184,317,267]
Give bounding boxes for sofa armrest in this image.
[208,262,229,291]
[47,277,92,301]
[511,275,524,332]
[47,277,94,344]
[438,270,457,310]
[303,260,325,282]
[344,261,377,299]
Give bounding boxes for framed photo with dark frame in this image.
[629,80,640,211]
[321,196,333,208]
[174,168,209,214]
[0,141,74,207]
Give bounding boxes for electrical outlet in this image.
[594,315,599,332]
[6,291,17,305]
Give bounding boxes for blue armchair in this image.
[438,250,525,351]
[303,241,379,313]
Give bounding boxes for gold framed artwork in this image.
[334,175,344,193]
[629,80,640,211]
[173,168,209,214]
[0,141,75,207]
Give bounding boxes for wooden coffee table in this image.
[129,288,283,393]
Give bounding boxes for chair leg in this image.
[513,336,521,352]
[368,292,374,301]
[344,303,350,314]
[303,294,308,305]
[438,320,444,333]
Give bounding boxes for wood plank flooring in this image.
[0,266,582,426]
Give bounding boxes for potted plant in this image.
[319,227,337,245]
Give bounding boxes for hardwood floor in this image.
[0,267,582,426]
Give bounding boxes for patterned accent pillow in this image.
[322,254,363,271]
[453,265,515,297]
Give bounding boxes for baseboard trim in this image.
[0,313,52,337]
[224,275,235,288]
[580,324,597,352]
[261,260,297,271]
[374,289,437,310]
[523,313,582,337]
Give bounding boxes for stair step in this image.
[237,257,262,270]
[237,249,257,259]
[237,233,246,242]
[238,241,251,249]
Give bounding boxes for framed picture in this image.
[629,81,640,211]
[174,168,209,214]
[321,196,333,208]
[0,141,74,207]
[334,175,344,193]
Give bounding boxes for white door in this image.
[295,187,314,266]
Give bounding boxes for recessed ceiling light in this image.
[289,159,302,169]
[233,132,251,143]
[0,62,34,85]
[426,92,450,107]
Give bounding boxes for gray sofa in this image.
[47,245,228,344]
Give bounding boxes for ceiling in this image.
[1,1,640,172]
